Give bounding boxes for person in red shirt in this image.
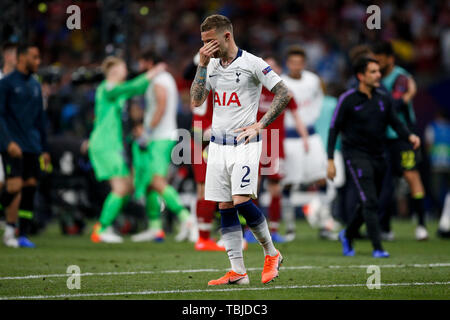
[247,54,309,243]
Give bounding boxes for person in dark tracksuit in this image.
[326,56,420,258]
[0,44,50,248]
[373,42,428,241]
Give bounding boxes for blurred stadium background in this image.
[0,0,449,235]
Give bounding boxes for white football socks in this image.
[222,229,246,274]
[4,224,16,239]
[439,192,450,231]
[282,197,296,234]
[249,219,278,257]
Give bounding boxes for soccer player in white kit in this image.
[281,46,333,240]
[190,15,292,285]
[282,45,326,186]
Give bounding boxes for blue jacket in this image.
[0,70,48,153]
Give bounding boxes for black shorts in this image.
[387,139,420,176]
[1,152,40,181]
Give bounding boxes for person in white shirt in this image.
[281,46,335,241]
[131,50,195,243]
[190,14,292,286]
[282,45,326,186]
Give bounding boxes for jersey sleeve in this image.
[309,77,324,124]
[253,57,282,91]
[104,73,150,101]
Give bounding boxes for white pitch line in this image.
[1,262,449,281]
[1,281,449,300]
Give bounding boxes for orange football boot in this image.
[261,250,283,284]
[90,223,101,243]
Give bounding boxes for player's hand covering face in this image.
[200,30,220,66]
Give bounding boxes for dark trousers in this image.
[344,155,386,251]
[378,158,397,233]
[333,179,359,225]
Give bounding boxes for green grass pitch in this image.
[0,219,449,300]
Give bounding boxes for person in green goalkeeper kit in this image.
[131,50,195,243]
[89,56,165,243]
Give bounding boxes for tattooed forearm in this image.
[260,81,291,128]
[190,65,208,107]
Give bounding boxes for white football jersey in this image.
[282,70,323,128]
[144,71,178,140]
[206,49,281,137]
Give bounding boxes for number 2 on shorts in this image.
[240,165,250,188]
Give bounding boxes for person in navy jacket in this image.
[0,43,50,248]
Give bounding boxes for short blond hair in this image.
[101,56,124,75]
[349,44,373,61]
[286,45,306,59]
[200,14,233,34]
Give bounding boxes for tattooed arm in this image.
[190,65,209,109]
[190,40,219,109]
[259,81,292,128]
[235,80,292,144]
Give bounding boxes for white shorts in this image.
[0,156,4,183]
[282,134,327,185]
[205,140,262,202]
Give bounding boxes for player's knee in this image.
[6,178,23,194]
[150,175,167,193]
[232,195,251,207]
[218,202,234,210]
[404,171,425,193]
[1,179,21,208]
[404,170,422,185]
[403,170,416,181]
[113,183,131,197]
[267,179,281,195]
[118,188,131,197]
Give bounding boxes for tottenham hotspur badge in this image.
[236,72,241,83]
